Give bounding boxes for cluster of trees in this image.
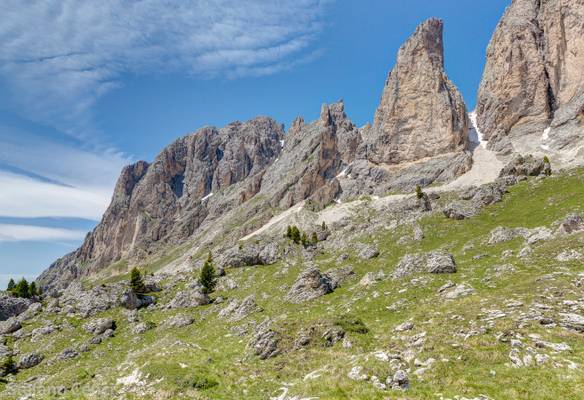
[5,278,39,299]
[285,225,322,247]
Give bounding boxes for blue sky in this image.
[0,0,510,288]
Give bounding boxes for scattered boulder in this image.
[217,243,280,269]
[324,265,355,289]
[388,370,409,390]
[163,314,194,328]
[58,348,79,361]
[167,283,210,309]
[560,313,584,333]
[556,213,584,235]
[17,353,44,369]
[285,268,334,303]
[499,155,546,178]
[322,326,345,347]
[393,251,456,279]
[83,317,115,336]
[556,249,583,262]
[131,321,155,335]
[443,202,477,220]
[0,344,12,358]
[0,318,22,335]
[357,245,380,260]
[31,325,58,341]
[0,295,33,321]
[248,319,279,359]
[120,291,155,310]
[359,271,386,287]
[441,284,476,300]
[218,295,261,322]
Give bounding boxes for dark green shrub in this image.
[6,279,15,292]
[415,185,424,200]
[0,356,17,377]
[334,316,369,334]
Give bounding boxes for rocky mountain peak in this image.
[364,18,469,165]
[476,0,584,153]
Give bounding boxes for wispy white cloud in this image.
[0,170,111,220]
[0,223,86,243]
[0,0,331,138]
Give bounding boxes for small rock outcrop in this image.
[393,251,457,279]
[0,318,22,335]
[83,318,115,336]
[167,283,210,309]
[0,295,33,321]
[363,18,469,164]
[285,268,334,304]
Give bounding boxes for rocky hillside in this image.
[38,17,473,292]
[2,1,584,399]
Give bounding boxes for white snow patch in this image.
[541,144,551,151]
[336,167,348,178]
[468,111,487,148]
[542,127,551,141]
[201,192,214,201]
[280,140,285,148]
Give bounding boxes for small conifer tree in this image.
[29,282,37,298]
[200,253,217,294]
[286,225,292,239]
[130,267,147,295]
[301,232,308,247]
[311,232,318,244]
[290,226,301,244]
[415,185,424,200]
[321,221,327,231]
[14,278,30,299]
[6,278,15,292]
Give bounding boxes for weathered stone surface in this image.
[285,268,334,304]
[0,295,33,321]
[248,319,280,359]
[477,0,584,151]
[39,117,285,291]
[363,18,469,164]
[17,353,44,369]
[218,295,261,322]
[167,283,210,309]
[357,245,380,260]
[499,155,546,178]
[557,213,584,235]
[83,318,115,336]
[0,318,22,335]
[163,314,194,328]
[393,251,456,279]
[120,291,155,310]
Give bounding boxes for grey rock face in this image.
[83,318,115,336]
[363,18,469,164]
[285,268,334,304]
[18,353,44,369]
[120,291,155,310]
[217,243,280,269]
[218,295,261,322]
[39,117,285,291]
[0,295,33,321]
[167,284,210,309]
[357,245,380,260]
[393,251,456,279]
[324,266,355,289]
[131,321,155,335]
[556,213,584,235]
[248,319,280,359]
[55,282,122,317]
[0,318,22,335]
[477,0,584,149]
[499,155,546,178]
[163,314,194,328]
[57,348,79,361]
[560,313,584,333]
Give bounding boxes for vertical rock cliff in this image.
[364,18,469,164]
[477,0,584,152]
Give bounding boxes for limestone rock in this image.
[83,318,115,336]
[393,251,457,279]
[556,213,584,235]
[477,0,584,150]
[364,18,469,164]
[17,353,44,369]
[285,268,334,304]
[218,295,261,322]
[0,318,22,335]
[167,283,210,309]
[0,295,33,321]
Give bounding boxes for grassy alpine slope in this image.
[2,168,584,400]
